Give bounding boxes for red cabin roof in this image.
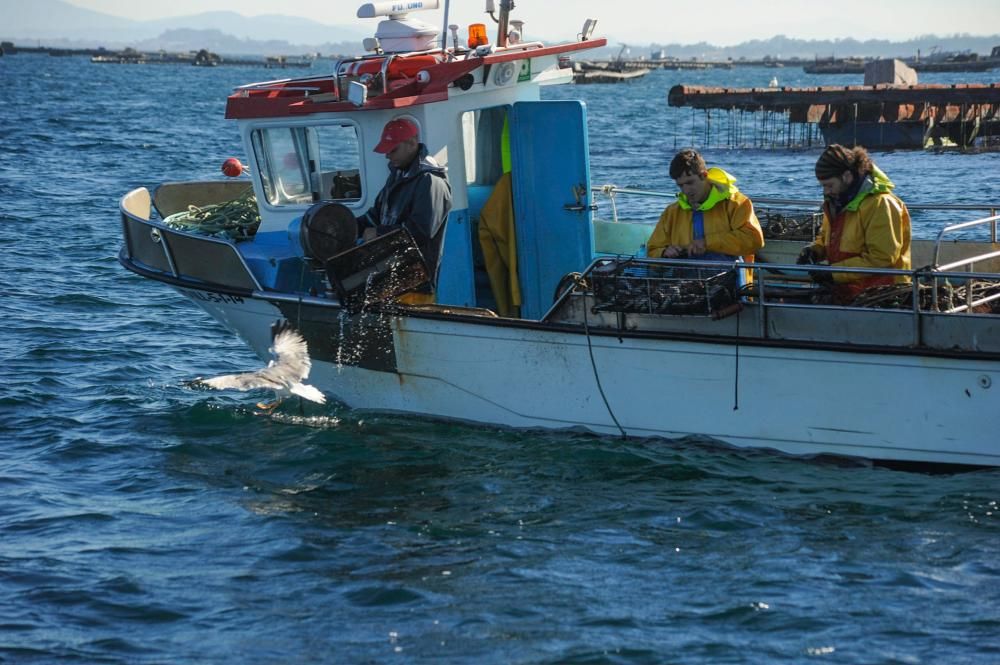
[226,39,606,120]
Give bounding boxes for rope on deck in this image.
[163,187,261,240]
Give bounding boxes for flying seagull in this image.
[193,324,325,411]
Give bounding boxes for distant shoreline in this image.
[3,30,1000,62]
[0,43,344,63]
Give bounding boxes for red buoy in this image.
[222,157,245,177]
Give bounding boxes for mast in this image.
[497,0,514,48]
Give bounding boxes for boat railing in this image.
[933,213,1000,266]
[378,55,397,95]
[758,258,1000,331]
[234,73,333,95]
[927,213,1000,312]
[330,48,452,99]
[119,187,263,293]
[555,251,1000,349]
[591,185,1000,242]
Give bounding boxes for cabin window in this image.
[251,124,363,207]
[252,127,311,206]
[461,106,509,186]
[312,124,363,203]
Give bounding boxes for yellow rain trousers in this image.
[478,172,522,317]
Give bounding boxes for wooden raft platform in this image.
[667,83,1000,148]
[668,83,1000,123]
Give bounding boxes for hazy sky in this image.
[66,0,1000,45]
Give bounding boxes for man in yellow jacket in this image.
[797,144,911,304]
[646,149,764,263]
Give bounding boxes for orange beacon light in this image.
[468,23,488,48]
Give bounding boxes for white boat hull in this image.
[185,288,1000,468]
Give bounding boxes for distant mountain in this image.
[637,34,1000,61]
[0,0,366,54]
[3,0,998,61]
[131,28,361,58]
[143,11,367,47]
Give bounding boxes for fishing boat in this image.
[119,1,1000,469]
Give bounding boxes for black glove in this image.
[809,268,834,286]
[796,246,819,265]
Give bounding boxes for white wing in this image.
[198,372,284,392]
[191,326,324,404]
[269,328,312,381]
[290,383,326,404]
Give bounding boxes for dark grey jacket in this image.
[357,145,452,281]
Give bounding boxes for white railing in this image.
[591,185,1000,243]
[559,250,1000,346]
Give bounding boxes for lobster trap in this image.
[325,228,430,314]
[757,207,823,241]
[589,258,739,316]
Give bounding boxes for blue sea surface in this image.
[1,53,1000,664]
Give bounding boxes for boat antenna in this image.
[440,0,451,54]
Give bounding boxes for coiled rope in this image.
[163,187,261,240]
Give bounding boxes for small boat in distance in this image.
[803,56,866,74]
[572,63,650,84]
[118,1,1000,469]
[573,44,652,83]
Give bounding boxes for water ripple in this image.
[1,52,999,665]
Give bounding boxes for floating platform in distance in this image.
[575,52,1000,74]
[574,68,650,84]
[577,58,734,71]
[90,50,313,68]
[805,55,999,74]
[3,43,314,68]
[668,83,1000,149]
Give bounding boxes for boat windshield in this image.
[250,123,363,207]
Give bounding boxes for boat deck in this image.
[121,181,1000,359]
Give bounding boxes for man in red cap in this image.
[357,118,452,291]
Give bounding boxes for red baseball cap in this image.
[374,118,419,154]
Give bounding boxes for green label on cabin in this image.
[518,60,531,82]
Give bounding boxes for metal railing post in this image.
[757,264,767,339]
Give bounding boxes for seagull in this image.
[192,324,326,412]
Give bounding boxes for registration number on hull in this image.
[180,288,245,306]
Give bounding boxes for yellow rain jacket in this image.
[646,168,764,261]
[807,166,911,302]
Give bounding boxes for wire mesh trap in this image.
[589,258,738,316]
[325,228,430,314]
[757,207,823,241]
[850,280,1000,312]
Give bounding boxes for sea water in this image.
[1,53,999,664]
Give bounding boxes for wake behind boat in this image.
[118,1,1000,469]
